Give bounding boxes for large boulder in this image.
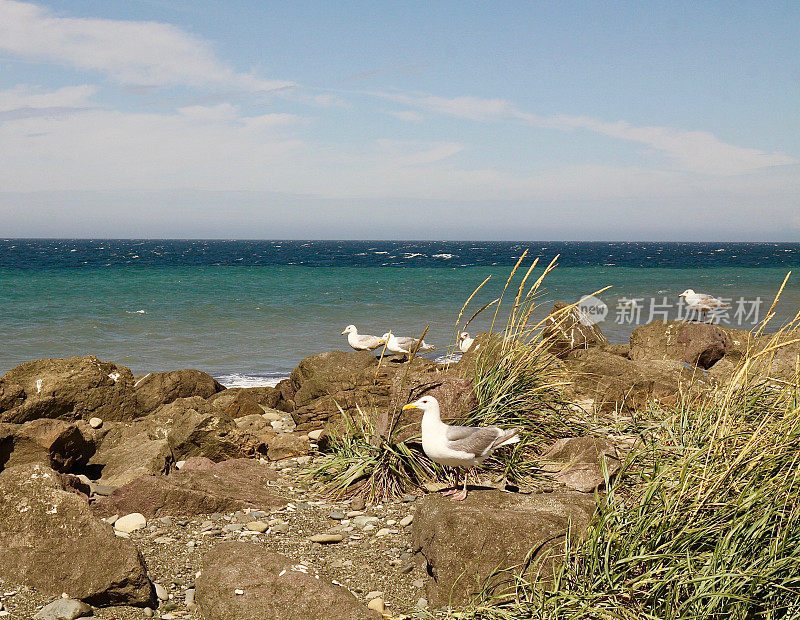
[290,351,391,427]
[565,349,711,412]
[413,490,596,608]
[195,541,380,620]
[539,436,621,492]
[0,419,94,473]
[209,386,286,416]
[133,369,224,416]
[0,356,137,423]
[0,463,154,606]
[543,302,609,358]
[628,321,747,370]
[92,458,286,518]
[89,397,256,486]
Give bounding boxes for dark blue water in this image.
[2,240,799,385]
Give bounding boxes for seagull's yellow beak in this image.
[378,338,386,344]
[341,330,348,335]
[402,402,419,411]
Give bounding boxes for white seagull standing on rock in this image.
[403,396,521,500]
[381,331,434,356]
[678,290,730,323]
[458,332,474,353]
[341,325,385,351]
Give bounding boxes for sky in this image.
[0,0,798,240]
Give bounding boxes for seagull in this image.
[381,331,434,356]
[403,396,521,500]
[341,325,385,351]
[458,332,475,353]
[678,289,730,323]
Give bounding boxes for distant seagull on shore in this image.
[458,332,474,353]
[679,290,730,323]
[381,331,434,356]
[403,396,520,500]
[341,325,385,351]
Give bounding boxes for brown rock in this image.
[565,349,711,412]
[540,436,621,492]
[543,302,609,358]
[0,419,94,473]
[629,320,746,370]
[195,541,380,620]
[413,490,596,607]
[164,397,254,462]
[0,356,137,423]
[133,369,224,416]
[209,387,285,418]
[0,463,154,606]
[267,433,310,460]
[88,418,172,487]
[92,458,286,518]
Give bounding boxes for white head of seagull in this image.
[403,395,520,500]
[458,331,474,353]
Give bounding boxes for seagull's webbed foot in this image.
[441,488,459,497]
[451,489,468,501]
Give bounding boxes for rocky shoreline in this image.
[1,306,798,619]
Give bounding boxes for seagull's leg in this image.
[441,469,459,496]
[451,468,469,501]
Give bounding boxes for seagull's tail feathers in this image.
[491,427,522,450]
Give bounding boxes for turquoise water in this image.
[2,262,798,383]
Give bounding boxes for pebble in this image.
[375,528,391,537]
[308,429,323,441]
[245,521,269,533]
[365,591,383,599]
[413,579,425,588]
[308,533,343,544]
[349,496,366,511]
[417,597,428,609]
[184,589,195,607]
[223,523,244,532]
[142,608,154,618]
[402,494,418,503]
[386,519,397,526]
[328,511,345,520]
[367,598,386,614]
[271,523,290,534]
[175,460,186,470]
[88,417,103,429]
[114,513,147,533]
[399,562,415,574]
[33,598,93,620]
[158,516,174,527]
[234,589,244,595]
[399,515,414,527]
[154,583,169,601]
[153,536,176,544]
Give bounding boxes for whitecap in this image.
[216,373,288,388]
[126,310,147,314]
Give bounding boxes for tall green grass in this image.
[446,307,800,620]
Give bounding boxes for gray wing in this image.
[701,295,728,308]
[445,426,502,457]
[394,336,418,349]
[356,334,383,349]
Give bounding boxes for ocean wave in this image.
[126,309,147,314]
[432,253,454,259]
[216,373,288,388]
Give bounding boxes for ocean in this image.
[2,239,799,387]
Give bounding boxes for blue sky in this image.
[0,0,798,240]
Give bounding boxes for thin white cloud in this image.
[387,110,425,122]
[381,92,797,176]
[0,83,97,112]
[0,0,292,91]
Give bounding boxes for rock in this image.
[366,598,385,613]
[234,414,269,432]
[164,398,255,462]
[0,356,137,423]
[564,349,711,412]
[543,302,609,358]
[245,521,269,533]
[88,417,103,429]
[184,588,195,607]
[195,541,380,619]
[153,583,169,601]
[33,598,93,620]
[267,433,310,461]
[0,463,154,606]
[114,513,147,533]
[209,386,285,414]
[209,390,266,420]
[133,369,224,416]
[540,437,621,492]
[399,515,413,527]
[629,320,739,369]
[413,490,596,607]
[328,511,345,520]
[0,419,94,473]
[88,416,172,487]
[605,343,631,358]
[309,533,343,543]
[92,458,286,518]
[307,429,324,441]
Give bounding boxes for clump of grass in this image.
[305,404,442,503]
[445,292,800,620]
